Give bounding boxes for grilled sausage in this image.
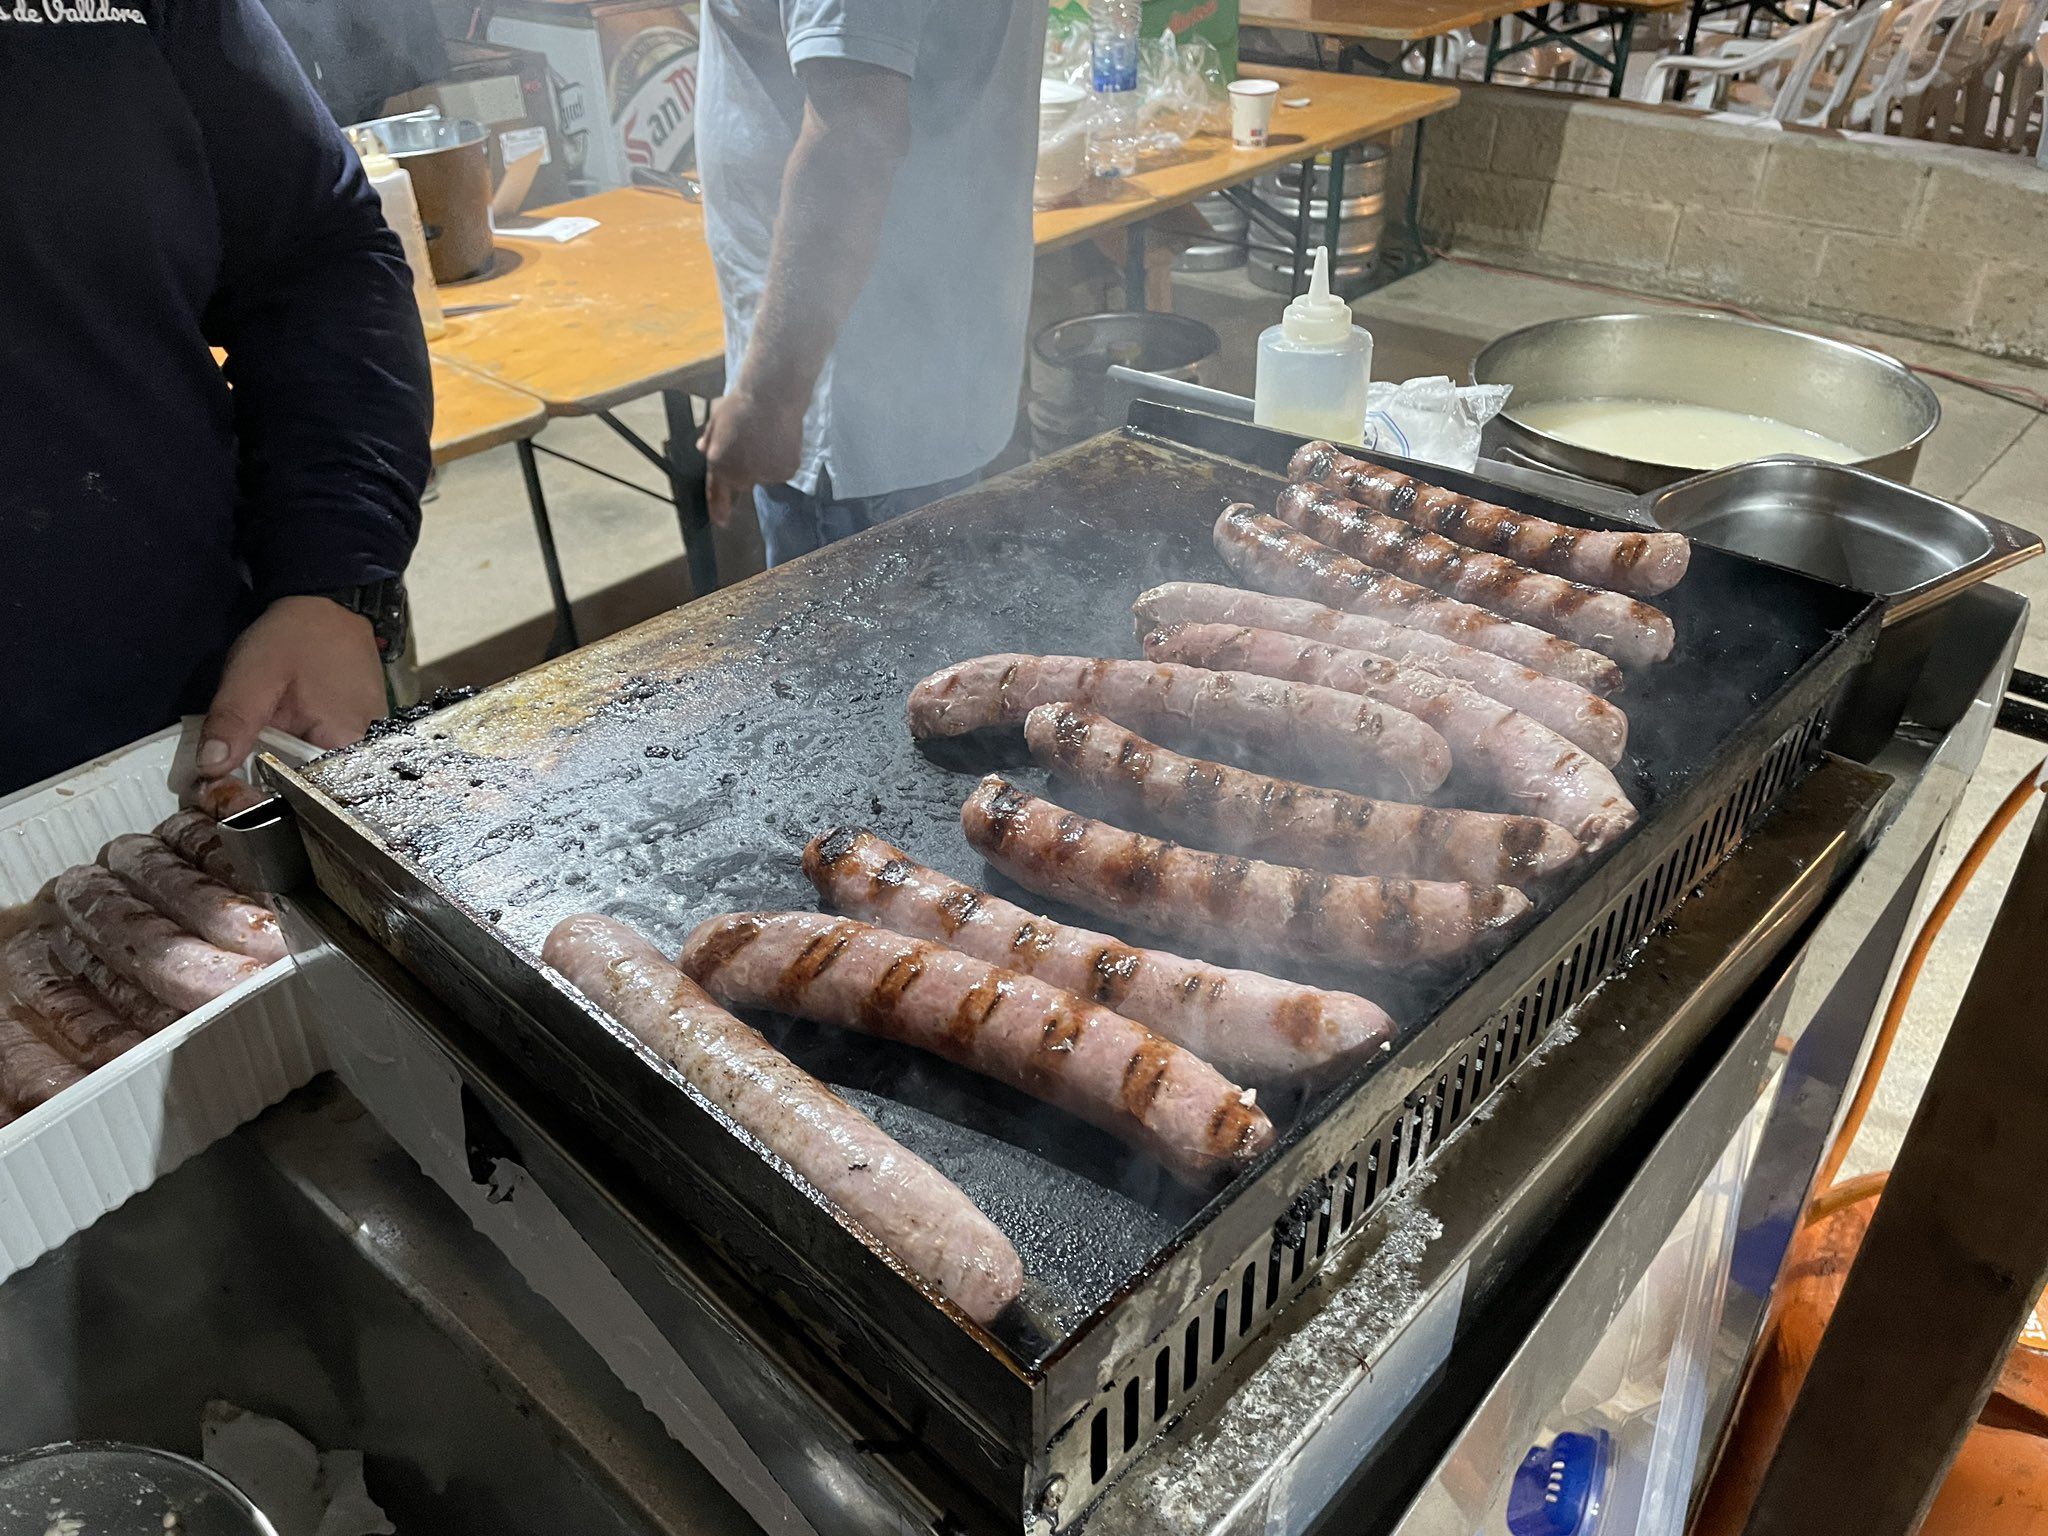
[544,914,1023,1324]
[1288,441,1692,597]
[154,810,245,891]
[1133,583,1628,767]
[45,921,179,1034]
[962,777,1531,973]
[2,918,145,1067]
[100,835,285,964]
[191,775,267,820]
[908,653,1450,800]
[52,866,262,1015]
[0,1005,84,1112]
[1027,705,1581,887]
[1142,623,1638,850]
[804,827,1395,1083]
[679,911,1275,1186]
[1274,483,1675,668]
[1214,506,1623,696]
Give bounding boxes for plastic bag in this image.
[1043,13,1229,159]
[1358,376,1513,472]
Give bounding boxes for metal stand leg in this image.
[1290,158,1316,296]
[515,438,579,658]
[1485,16,1504,78]
[1609,10,1636,95]
[1743,792,2048,1536]
[660,390,720,598]
[1323,144,1350,265]
[1124,222,1149,311]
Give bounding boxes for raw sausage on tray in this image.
[1142,623,1638,850]
[101,835,286,963]
[804,826,1394,1084]
[962,776,1531,974]
[544,913,1023,1325]
[1133,582,1628,767]
[1026,705,1582,887]
[1288,441,1692,598]
[2,919,145,1067]
[1274,482,1675,668]
[1214,506,1624,696]
[46,922,179,1034]
[0,1005,84,1112]
[908,653,1451,799]
[154,810,246,892]
[679,911,1276,1186]
[52,866,262,1015]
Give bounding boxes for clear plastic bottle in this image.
[1089,0,1142,179]
[352,131,445,341]
[1252,247,1372,441]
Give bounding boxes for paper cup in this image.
[1228,79,1280,149]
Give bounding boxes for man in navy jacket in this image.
[1,0,434,795]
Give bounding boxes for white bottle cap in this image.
[1280,247,1354,347]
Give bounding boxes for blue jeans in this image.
[754,466,981,567]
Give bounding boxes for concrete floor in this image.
[405,256,2048,1177]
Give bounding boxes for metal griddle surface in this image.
[295,428,1867,1358]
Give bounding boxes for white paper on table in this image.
[494,214,600,243]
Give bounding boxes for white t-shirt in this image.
[697,0,1048,500]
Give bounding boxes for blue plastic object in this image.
[1506,1429,1612,1536]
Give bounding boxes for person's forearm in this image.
[734,90,909,407]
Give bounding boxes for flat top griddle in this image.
[283,421,1877,1389]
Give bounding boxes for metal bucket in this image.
[1247,149,1387,295]
[0,1443,278,1534]
[1028,313,1221,456]
[351,114,495,283]
[1474,311,1942,492]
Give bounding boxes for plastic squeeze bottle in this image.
[1252,246,1372,442]
[354,133,446,341]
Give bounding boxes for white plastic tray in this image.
[0,726,325,1281]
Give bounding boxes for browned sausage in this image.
[0,1005,84,1112]
[1142,623,1639,850]
[907,653,1450,799]
[1274,482,1675,668]
[804,827,1395,1083]
[1026,705,1581,887]
[45,921,179,1034]
[1288,441,1692,597]
[2,918,145,1067]
[1214,505,1624,696]
[100,835,285,963]
[191,776,267,820]
[1133,583,1628,767]
[678,911,1276,1186]
[962,777,1531,973]
[52,866,262,1014]
[544,913,1023,1323]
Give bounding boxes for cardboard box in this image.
[483,0,702,191]
[382,38,572,211]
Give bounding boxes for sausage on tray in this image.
[1214,505,1624,696]
[679,911,1276,1187]
[1133,582,1628,768]
[544,914,1023,1324]
[1274,482,1676,668]
[908,653,1451,800]
[0,1005,84,1112]
[1288,441,1692,598]
[154,810,246,892]
[962,776,1531,974]
[804,826,1394,1083]
[1027,705,1581,887]
[100,834,286,963]
[1142,623,1639,850]
[52,866,262,1015]
[2,919,146,1067]
[46,922,179,1034]
[190,775,267,821]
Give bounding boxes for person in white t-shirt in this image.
[693,0,1048,565]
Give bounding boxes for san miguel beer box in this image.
[485,0,701,190]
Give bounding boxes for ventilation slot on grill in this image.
[1050,703,1834,1506]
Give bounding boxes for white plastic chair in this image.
[1771,0,1906,119]
[1854,0,2002,128]
[1640,9,1841,106]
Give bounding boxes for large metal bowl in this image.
[1473,311,1941,492]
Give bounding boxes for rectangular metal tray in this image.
[259,414,1883,1528]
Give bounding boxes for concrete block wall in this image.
[1418,87,2048,363]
